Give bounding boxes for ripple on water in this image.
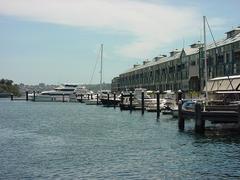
[0,100,240,179]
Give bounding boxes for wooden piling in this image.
[10,94,13,101]
[26,91,28,101]
[97,94,99,105]
[62,93,65,102]
[237,104,240,126]
[33,91,36,102]
[113,93,116,108]
[87,94,90,100]
[195,103,205,133]
[91,94,93,99]
[178,100,184,130]
[129,92,133,112]
[120,93,123,111]
[121,93,123,104]
[157,91,160,119]
[177,90,182,103]
[141,91,144,115]
[107,93,110,107]
[80,94,83,102]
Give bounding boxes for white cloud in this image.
[0,0,222,58]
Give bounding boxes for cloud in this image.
[0,0,220,58]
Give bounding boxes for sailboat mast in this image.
[100,44,103,91]
[203,16,208,102]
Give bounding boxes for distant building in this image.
[111,77,120,92]
[112,26,240,92]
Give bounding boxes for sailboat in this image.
[85,44,104,105]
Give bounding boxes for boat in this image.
[74,86,93,103]
[29,84,78,102]
[119,88,155,110]
[85,44,106,106]
[100,90,120,107]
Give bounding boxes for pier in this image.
[178,101,240,133]
[9,89,240,134]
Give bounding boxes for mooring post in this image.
[87,94,90,100]
[33,91,36,102]
[10,93,13,101]
[113,93,116,109]
[177,90,182,104]
[178,100,184,130]
[121,93,123,104]
[26,91,28,101]
[97,94,99,105]
[120,93,123,111]
[157,91,160,119]
[195,103,205,133]
[91,93,93,99]
[130,92,133,112]
[141,91,144,115]
[80,94,83,102]
[237,104,240,126]
[62,93,65,102]
[107,93,110,107]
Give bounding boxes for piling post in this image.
[97,94,99,105]
[129,92,133,112]
[237,104,240,126]
[141,91,144,115]
[177,90,182,104]
[26,91,28,101]
[107,93,110,107]
[62,93,65,102]
[113,93,116,109]
[87,94,90,100]
[10,93,13,101]
[120,93,123,111]
[80,94,83,102]
[195,103,205,133]
[91,93,93,99]
[157,91,160,119]
[121,93,123,104]
[33,91,36,102]
[178,100,184,130]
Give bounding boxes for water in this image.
[0,99,240,179]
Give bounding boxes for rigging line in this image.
[89,47,101,85]
[206,17,234,91]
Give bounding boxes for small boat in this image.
[100,92,120,107]
[74,86,93,103]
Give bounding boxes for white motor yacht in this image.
[29,84,78,102]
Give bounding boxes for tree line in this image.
[0,79,21,97]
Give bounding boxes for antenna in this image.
[182,38,185,49]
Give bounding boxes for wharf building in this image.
[111,27,240,93]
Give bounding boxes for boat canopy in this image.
[204,75,240,92]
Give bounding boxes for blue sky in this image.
[0,0,239,85]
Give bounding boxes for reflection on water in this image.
[0,99,240,179]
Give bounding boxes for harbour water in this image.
[0,99,240,179]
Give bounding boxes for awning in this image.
[203,77,240,92]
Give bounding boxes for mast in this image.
[203,16,208,102]
[100,44,103,91]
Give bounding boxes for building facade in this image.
[112,27,240,93]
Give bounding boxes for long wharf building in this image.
[111,27,240,93]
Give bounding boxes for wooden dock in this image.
[178,100,240,133]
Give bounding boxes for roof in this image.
[120,51,182,75]
[207,33,240,50]
[184,48,199,56]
